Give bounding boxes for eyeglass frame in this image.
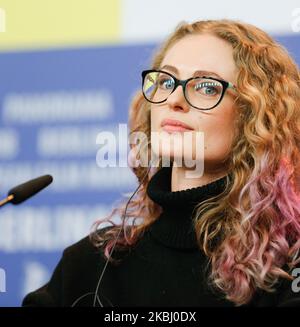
[141,69,237,111]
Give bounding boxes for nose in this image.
[166,84,190,112]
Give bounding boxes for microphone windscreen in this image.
[8,175,53,204]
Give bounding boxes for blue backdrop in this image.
[0,35,299,306]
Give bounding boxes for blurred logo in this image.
[0,268,6,293]
[291,8,300,32]
[0,8,5,33]
[22,261,49,298]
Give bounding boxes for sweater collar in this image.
[146,165,229,250]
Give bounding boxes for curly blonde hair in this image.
[91,19,300,306]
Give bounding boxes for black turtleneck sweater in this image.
[22,166,300,307]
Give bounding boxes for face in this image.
[150,33,238,174]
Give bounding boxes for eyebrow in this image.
[160,64,225,81]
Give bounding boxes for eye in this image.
[158,76,175,90]
[194,81,222,96]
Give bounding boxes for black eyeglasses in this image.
[141,69,236,110]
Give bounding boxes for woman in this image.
[23,19,300,307]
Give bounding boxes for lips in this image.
[161,118,194,131]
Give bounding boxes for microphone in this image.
[0,175,53,207]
